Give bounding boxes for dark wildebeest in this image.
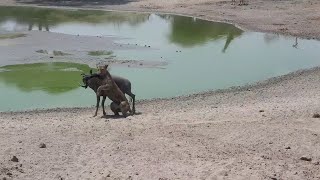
[81,69,136,117]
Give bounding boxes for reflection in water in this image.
[293,37,298,48]
[0,6,243,49]
[0,6,150,32]
[159,15,243,52]
[0,62,91,94]
[0,6,319,112]
[263,34,280,44]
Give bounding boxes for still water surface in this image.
[0,6,320,111]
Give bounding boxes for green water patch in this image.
[0,33,26,40]
[88,50,113,56]
[0,62,92,94]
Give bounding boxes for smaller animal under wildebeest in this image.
[81,66,136,117]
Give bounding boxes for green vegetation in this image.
[53,51,71,56]
[35,50,71,56]
[0,33,26,40]
[88,50,113,56]
[35,49,48,54]
[0,62,92,94]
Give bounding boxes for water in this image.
[0,6,320,111]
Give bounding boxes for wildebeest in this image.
[81,66,136,117]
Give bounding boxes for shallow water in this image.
[0,6,320,112]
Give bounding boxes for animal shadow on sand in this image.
[101,112,142,120]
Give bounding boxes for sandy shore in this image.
[1,1,320,179]
[1,0,320,40]
[1,64,320,179]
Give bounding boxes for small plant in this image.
[53,51,71,56]
[88,50,113,56]
[36,50,71,56]
[36,49,48,54]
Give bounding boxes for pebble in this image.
[312,113,320,118]
[300,156,312,161]
[285,146,291,149]
[39,143,46,148]
[11,156,19,162]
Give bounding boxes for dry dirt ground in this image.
[1,67,320,179]
[0,0,320,180]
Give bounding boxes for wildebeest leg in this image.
[94,96,100,117]
[127,92,136,114]
[102,96,107,116]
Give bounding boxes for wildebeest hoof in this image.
[93,114,97,117]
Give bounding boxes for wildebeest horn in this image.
[79,82,87,88]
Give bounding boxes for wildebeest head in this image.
[80,69,93,88]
